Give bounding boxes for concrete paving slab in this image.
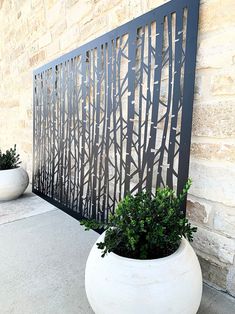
[0,187,56,226]
[0,209,98,314]
[198,284,235,314]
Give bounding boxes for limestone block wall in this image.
[0,0,235,296]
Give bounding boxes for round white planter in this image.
[0,167,29,201]
[85,232,202,314]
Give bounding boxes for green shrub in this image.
[81,179,196,259]
[0,145,21,170]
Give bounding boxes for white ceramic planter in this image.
[85,232,202,314]
[0,167,29,201]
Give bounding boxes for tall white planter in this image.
[0,167,29,201]
[86,232,202,314]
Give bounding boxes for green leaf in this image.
[80,179,196,259]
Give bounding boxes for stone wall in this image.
[0,0,235,296]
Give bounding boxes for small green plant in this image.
[0,145,21,170]
[81,179,197,259]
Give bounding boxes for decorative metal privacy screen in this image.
[33,0,200,222]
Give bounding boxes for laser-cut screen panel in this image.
[33,0,200,222]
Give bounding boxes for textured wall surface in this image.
[0,0,235,296]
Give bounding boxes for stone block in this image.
[192,226,235,264]
[39,32,52,49]
[16,20,29,41]
[198,255,228,290]
[46,1,66,28]
[79,15,108,43]
[0,0,4,9]
[31,0,43,9]
[186,196,212,226]
[199,0,235,33]
[29,41,39,56]
[214,205,235,238]
[126,0,148,21]
[189,159,235,207]
[46,40,60,59]
[59,26,80,51]
[192,102,235,138]
[227,266,235,297]
[45,0,58,9]
[191,142,235,163]
[29,51,46,68]
[212,74,235,96]
[66,0,79,8]
[14,53,29,75]
[107,3,130,29]
[27,109,33,119]
[50,20,67,39]
[22,142,33,154]
[27,9,47,41]
[1,100,20,108]
[197,35,234,70]
[19,120,26,128]
[13,43,26,59]
[66,1,93,28]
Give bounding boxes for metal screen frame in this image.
[33,0,200,222]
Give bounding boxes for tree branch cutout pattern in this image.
[33,0,200,222]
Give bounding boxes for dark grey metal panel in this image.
[33,0,200,222]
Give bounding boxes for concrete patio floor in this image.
[0,190,235,314]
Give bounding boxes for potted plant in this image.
[0,145,29,201]
[81,179,202,314]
